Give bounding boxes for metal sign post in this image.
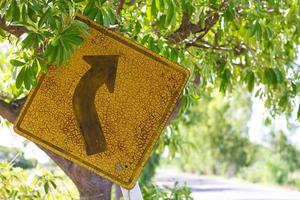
[121,183,143,200]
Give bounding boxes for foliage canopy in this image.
[0,0,299,118]
[0,0,300,198]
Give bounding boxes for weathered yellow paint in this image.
[14,15,189,189]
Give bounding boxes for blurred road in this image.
[155,169,300,200]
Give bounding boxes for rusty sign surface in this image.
[14,15,189,189]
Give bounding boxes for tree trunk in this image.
[42,148,113,200]
[0,98,114,200]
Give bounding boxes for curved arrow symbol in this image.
[73,55,119,155]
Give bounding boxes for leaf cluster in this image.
[0,162,74,199]
[1,0,299,117]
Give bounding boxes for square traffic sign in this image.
[14,15,189,189]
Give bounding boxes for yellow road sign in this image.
[14,15,189,189]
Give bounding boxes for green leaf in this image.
[6,2,14,21]
[249,21,258,37]
[61,40,72,61]
[151,0,158,16]
[106,8,115,25]
[72,20,90,37]
[61,27,78,37]
[264,117,272,125]
[65,35,84,46]
[51,36,61,46]
[38,8,51,28]
[165,0,175,26]
[87,7,98,20]
[11,0,20,21]
[274,68,283,84]
[45,45,57,64]
[256,23,262,41]
[135,21,142,33]
[0,28,5,37]
[21,4,28,22]
[155,0,161,10]
[224,2,234,21]
[264,68,277,85]
[44,182,49,194]
[83,0,95,16]
[191,93,200,100]
[56,45,63,66]
[96,10,103,24]
[44,45,53,60]
[141,34,150,44]
[265,27,273,39]
[291,81,297,95]
[159,0,165,10]
[28,5,37,23]
[158,15,166,29]
[278,92,288,108]
[247,71,255,92]
[60,39,69,62]
[0,0,6,8]
[220,68,231,93]
[146,3,152,21]
[38,59,48,73]
[10,59,25,66]
[48,16,57,29]
[16,68,25,88]
[102,8,110,27]
[50,180,57,189]
[32,59,39,75]
[24,68,32,90]
[55,16,63,31]
[21,33,35,49]
[31,77,37,87]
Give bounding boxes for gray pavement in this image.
[155,169,300,200]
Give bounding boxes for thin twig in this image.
[117,0,126,15]
[185,0,229,46]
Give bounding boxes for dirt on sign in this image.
[14,15,189,189]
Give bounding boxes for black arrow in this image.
[72,55,119,155]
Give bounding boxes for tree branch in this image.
[167,0,229,44]
[0,98,26,123]
[0,17,27,37]
[199,0,229,38]
[187,39,252,57]
[187,42,233,51]
[167,12,203,43]
[184,0,229,46]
